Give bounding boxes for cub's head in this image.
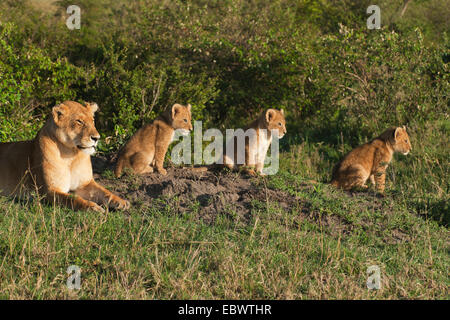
[264,109,287,138]
[170,103,193,135]
[393,126,412,155]
[380,126,412,155]
[51,101,100,155]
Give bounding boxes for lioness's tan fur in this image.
[331,126,412,193]
[0,101,130,212]
[115,103,193,177]
[223,109,286,175]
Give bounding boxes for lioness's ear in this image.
[52,104,68,124]
[172,103,182,118]
[86,102,99,115]
[280,109,284,116]
[402,125,406,131]
[265,109,275,123]
[187,104,192,112]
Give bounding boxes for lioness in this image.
[0,101,130,212]
[223,109,287,175]
[115,103,193,177]
[331,126,411,193]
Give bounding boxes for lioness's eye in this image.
[184,119,188,123]
[76,120,84,126]
[278,122,282,126]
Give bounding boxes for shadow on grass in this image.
[411,198,449,227]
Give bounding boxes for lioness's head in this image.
[264,109,287,139]
[51,101,101,155]
[170,103,193,136]
[380,126,412,155]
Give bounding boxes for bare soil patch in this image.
[92,156,305,224]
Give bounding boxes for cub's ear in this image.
[394,127,402,141]
[280,109,284,116]
[402,125,406,131]
[187,104,192,112]
[171,103,183,118]
[86,102,99,115]
[52,104,68,124]
[265,109,276,123]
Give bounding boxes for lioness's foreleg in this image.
[45,189,105,213]
[74,181,130,210]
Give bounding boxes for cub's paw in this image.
[375,191,386,198]
[240,167,256,176]
[157,168,167,176]
[141,166,154,174]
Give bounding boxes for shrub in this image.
[0,0,447,149]
[0,22,84,141]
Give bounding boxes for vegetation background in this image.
[0,0,448,299]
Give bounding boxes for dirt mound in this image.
[92,156,408,242]
[92,156,304,224]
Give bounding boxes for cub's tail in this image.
[181,164,224,173]
[329,179,339,187]
[114,156,125,178]
[329,161,341,187]
[182,166,208,172]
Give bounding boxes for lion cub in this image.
[115,103,192,177]
[331,126,411,193]
[223,109,286,175]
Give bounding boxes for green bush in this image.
[296,26,449,145]
[0,22,84,141]
[0,0,447,148]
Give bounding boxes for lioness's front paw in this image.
[109,196,131,210]
[87,202,105,213]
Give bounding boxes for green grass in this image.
[0,121,448,299]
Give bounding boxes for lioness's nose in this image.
[91,135,100,142]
